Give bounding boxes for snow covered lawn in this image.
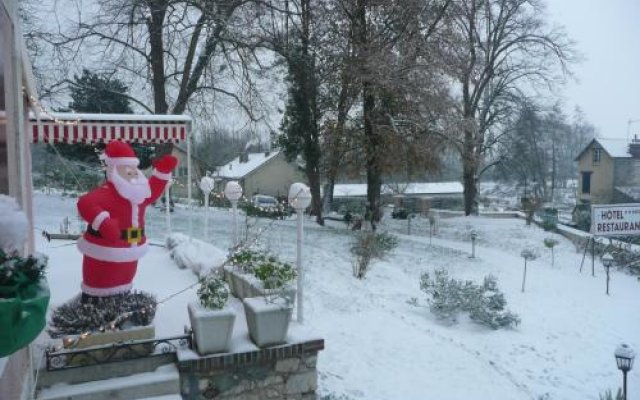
[35,192,640,400]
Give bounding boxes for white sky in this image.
[546,0,640,140]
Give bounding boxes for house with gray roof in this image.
[214,150,306,199]
[574,137,640,204]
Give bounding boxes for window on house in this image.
[581,171,592,194]
[593,148,601,164]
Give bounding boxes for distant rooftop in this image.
[333,182,463,198]
[615,186,640,201]
[596,138,631,158]
[215,151,280,179]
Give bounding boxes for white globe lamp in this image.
[224,181,243,247]
[288,182,311,324]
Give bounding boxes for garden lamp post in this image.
[602,252,614,295]
[289,182,312,323]
[470,230,478,259]
[615,343,635,400]
[165,179,173,232]
[199,175,215,240]
[224,181,243,248]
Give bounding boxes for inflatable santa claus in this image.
[77,141,178,300]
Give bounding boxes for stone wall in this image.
[178,339,324,400]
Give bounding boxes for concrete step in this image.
[36,364,180,400]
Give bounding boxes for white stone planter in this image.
[188,302,236,355]
[224,266,295,303]
[243,297,293,347]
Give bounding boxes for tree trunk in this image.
[462,126,477,216]
[354,0,381,226]
[147,4,168,114]
[307,164,324,225]
[463,163,477,216]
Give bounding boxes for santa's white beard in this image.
[107,167,152,205]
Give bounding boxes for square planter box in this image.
[188,302,235,355]
[225,266,295,303]
[61,325,155,366]
[243,297,292,348]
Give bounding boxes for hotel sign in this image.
[591,203,640,237]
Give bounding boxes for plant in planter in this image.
[253,257,296,292]
[227,249,263,298]
[0,195,50,357]
[188,273,236,355]
[226,249,297,301]
[242,253,297,347]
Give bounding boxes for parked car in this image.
[251,195,279,210]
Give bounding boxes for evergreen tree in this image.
[49,70,153,168]
[278,41,324,224]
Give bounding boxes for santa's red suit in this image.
[77,141,178,297]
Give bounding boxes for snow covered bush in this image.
[166,232,189,250]
[230,249,296,289]
[419,269,520,329]
[575,209,591,232]
[542,218,557,232]
[167,234,227,277]
[49,291,157,336]
[197,274,229,309]
[241,202,289,219]
[229,249,264,273]
[350,231,398,279]
[0,250,48,296]
[0,195,48,297]
[252,259,296,289]
[544,238,559,266]
[598,389,623,400]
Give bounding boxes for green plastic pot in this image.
[0,280,50,357]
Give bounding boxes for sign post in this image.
[592,204,640,237]
[584,203,640,279]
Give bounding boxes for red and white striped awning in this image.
[29,112,191,144]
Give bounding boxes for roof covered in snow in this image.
[614,186,640,201]
[575,138,631,160]
[215,151,281,179]
[333,182,463,198]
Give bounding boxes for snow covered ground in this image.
[34,192,640,400]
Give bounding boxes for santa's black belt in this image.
[87,226,145,241]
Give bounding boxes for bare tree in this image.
[347,0,452,224]
[36,0,278,150]
[439,0,575,215]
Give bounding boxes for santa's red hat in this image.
[101,141,139,167]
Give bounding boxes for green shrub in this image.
[599,389,623,400]
[241,202,289,219]
[0,249,48,296]
[542,219,557,232]
[197,274,229,309]
[420,269,520,329]
[575,209,591,232]
[350,231,398,279]
[229,249,264,273]
[229,249,296,289]
[252,260,297,289]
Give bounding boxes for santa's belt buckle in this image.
[125,227,143,244]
